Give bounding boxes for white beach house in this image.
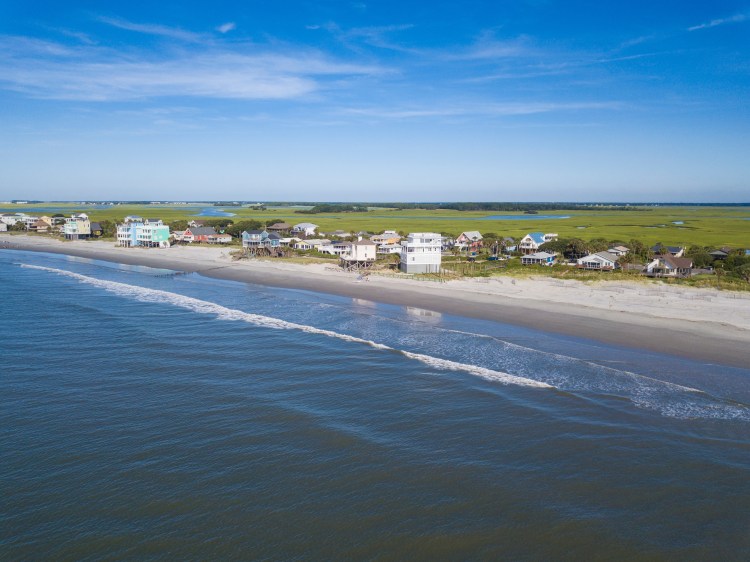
[577,251,618,270]
[340,239,377,270]
[292,222,318,237]
[400,232,442,274]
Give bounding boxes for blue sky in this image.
[1,1,748,202]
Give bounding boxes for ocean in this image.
[1,249,749,559]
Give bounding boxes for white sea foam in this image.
[426,324,750,420]
[268,284,750,420]
[20,264,551,389]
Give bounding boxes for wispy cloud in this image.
[618,35,654,49]
[444,31,533,61]
[596,52,667,64]
[216,22,236,34]
[54,28,97,45]
[688,13,748,32]
[318,22,416,53]
[97,16,203,42]
[343,101,621,120]
[0,35,384,101]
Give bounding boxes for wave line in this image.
[20,264,551,389]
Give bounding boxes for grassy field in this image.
[3,203,750,248]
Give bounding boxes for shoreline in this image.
[3,234,750,369]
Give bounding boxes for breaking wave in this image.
[19,262,750,420]
[19,264,551,389]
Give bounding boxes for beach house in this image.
[117,218,170,247]
[650,245,685,258]
[521,252,556,266]
[340,239,377,270]
[241,229,266,248]
[376,243,402,255]
[292,223,318,237]
[455,231,483,250]
[645,255,693,278]
[319,241,350,256]
[400,232,442,274]
[519,232,558,255]
[63,214,91,240]
[31,218,52,233]
[607,245,629,257]
[207,233,232,244]
[89,222,104,237]
[181,226,216,243]
[267,222,292,234]
[19,215,40,230]
[0,213,21,226]
[293,238,328,251]
[577,251,618,270]
[265,232,282,248]
[370,230,402,245]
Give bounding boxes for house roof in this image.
[187,226,216,236]
[525,251,555,259]
[662,255,692,269]
[90,222,102,230]
[651,245,682,253]
[268,222,291,229]
[595,251,617,261]
[611,245,629,252]
[671,256,692,268]
[352,239,376,245]
[267,232,282,240]
[459,230,483,240]
[243,229,264,235]
[525,232,546,245]
[293,222,318,229]
[709,249,729,257]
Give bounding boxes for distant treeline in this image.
[435,203,639,212]
[263,201,750,208]
[295,204,369,214]
[275,202,645,212]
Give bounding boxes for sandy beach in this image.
[4,234,750,368]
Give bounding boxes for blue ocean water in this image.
[1,249,749,559]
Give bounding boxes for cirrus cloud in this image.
[0,35,385,101]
